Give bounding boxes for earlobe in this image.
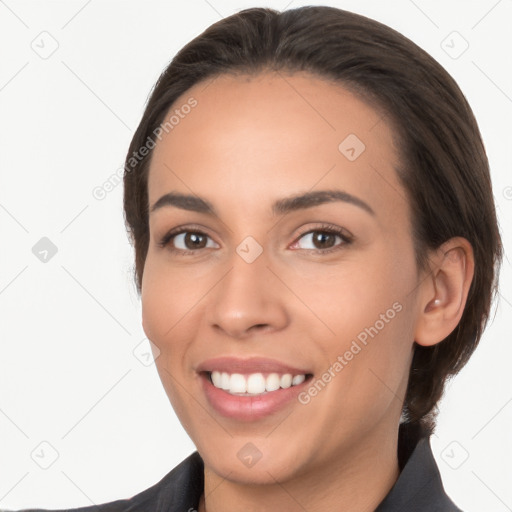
[414,237,475,347]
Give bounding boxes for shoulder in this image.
[4,451,204,512]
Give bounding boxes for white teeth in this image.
[280,374,292,388]
[208,371,308,395]
[230,373,247,393]
[211,370,222,388]
[266,373,281,392]
[247,373,266,394]
[292,374,306,386]
[220,372,230,390]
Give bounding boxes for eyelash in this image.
[157,223,354,256]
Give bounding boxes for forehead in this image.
[147,71,406,223]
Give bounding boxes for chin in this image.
[197,437,308,484]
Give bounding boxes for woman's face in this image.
[141,71,423,483]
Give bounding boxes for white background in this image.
[0,0,511,510]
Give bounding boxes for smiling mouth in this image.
[203,370,314,396]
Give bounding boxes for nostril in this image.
[250,324,271,333]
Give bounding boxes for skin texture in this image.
[141,71,474,512]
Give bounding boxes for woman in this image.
[15,5,502,512]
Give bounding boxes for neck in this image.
[199,426,401,512]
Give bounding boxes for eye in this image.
[291,224,353,254]
[158,226,219,254]
[158,223,353,255]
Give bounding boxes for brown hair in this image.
[122,6,503,437]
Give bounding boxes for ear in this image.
[414,236,475,347]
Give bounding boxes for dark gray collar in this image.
[375,436,462,511]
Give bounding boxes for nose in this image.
[207,249,290,339]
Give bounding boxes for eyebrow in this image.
[149,189,375,217]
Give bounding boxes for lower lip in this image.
[200,372,312,421]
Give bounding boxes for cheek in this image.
[300,248,415,383]
[293,254,403,336]
[140,253,201,342]
[140,264,168,344]
[141,261,200,423]
[326,268,415,419]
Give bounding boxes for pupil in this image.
[186,232,205,249]
[315,232,334,248]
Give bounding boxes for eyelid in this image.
[292,222,353,242]
[157,223,218,249]
[289,223,354,253]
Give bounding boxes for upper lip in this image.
[196,356,312,375]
